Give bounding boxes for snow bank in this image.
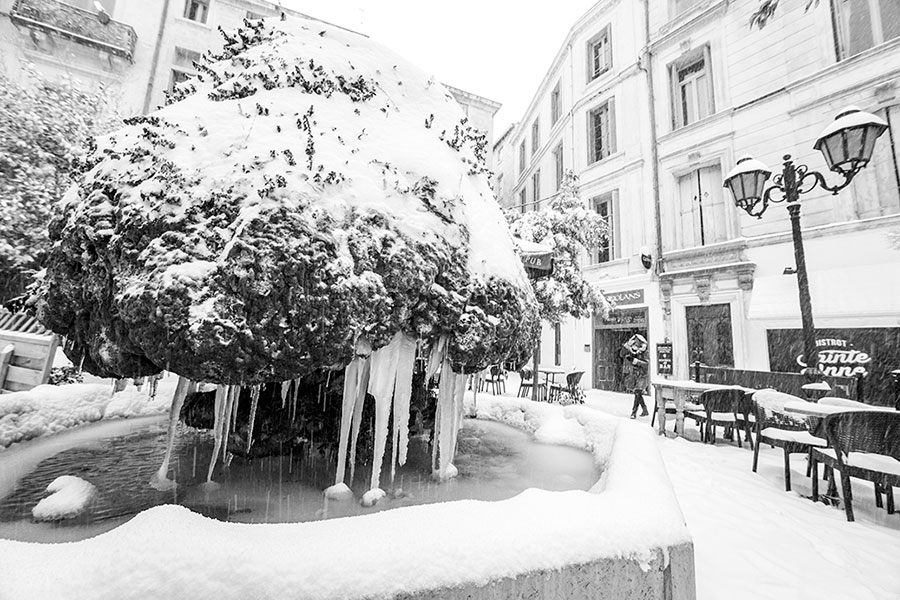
[32,476,97,521]
[0,395,690,600]
[0,379,176,449]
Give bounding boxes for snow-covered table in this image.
[651,379,753,437]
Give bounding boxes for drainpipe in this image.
[142,0,172,115]
[641,0,664,277]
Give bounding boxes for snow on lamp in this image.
[723,154,771,217]
[814,106,888,176]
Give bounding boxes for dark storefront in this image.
[594,301,648,392]
[767,327,900,404]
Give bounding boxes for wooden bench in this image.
[0,330,59,393]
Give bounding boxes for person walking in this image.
[622,334,649,418]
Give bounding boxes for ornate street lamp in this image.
[723,106,888,380]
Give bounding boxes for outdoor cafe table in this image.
[651,379,754,437]
[783,399,896,436]
[538,366,566,386]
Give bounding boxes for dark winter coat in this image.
[621,348,649,392]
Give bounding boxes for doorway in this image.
[593,308,648,392]
[685,303,734,367]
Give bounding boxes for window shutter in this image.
[609,99,617,155]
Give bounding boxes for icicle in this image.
[222,385,239,461]
[206,385,229,483]
[425,336,446,382]
[450,369,467,458]
[247,385,261,453]
[334,359,359,485]
[291,378,301,423]
[281,381,290,409]
[150,376,192,491]
[231,385,241,432]
[348,357,371,481]
[367,333,402,492]
[391,335,417,480]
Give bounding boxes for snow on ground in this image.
[0,371,897,598]
[569,379,900,600]
[0,376,177,449]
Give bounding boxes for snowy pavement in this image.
[577,384,900,600]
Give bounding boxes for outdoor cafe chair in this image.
[548,371,585,405]
[516,368,546,401]
[810,410,900,522]
[692,388,749,446]
[480,365,506,396]
[751,391,826,492]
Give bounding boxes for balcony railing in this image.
[10,0,137,61]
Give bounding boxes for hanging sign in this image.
[656,343,673,376]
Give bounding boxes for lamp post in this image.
[723,106,888,381]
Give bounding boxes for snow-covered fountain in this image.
[1,15,695,599]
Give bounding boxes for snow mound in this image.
[323,482,353,500]
[360,488,386,507]
[32,475,97,521]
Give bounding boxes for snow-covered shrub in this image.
[35,16,537,384]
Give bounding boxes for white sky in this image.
[280,1,598,133]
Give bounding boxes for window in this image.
[246,10,267,20]
[553,143,564,191]
[588,100,616,163]
[519,140,527,173]
[519,188,527,214]
[587,26,612,81]
[495,173,504,196]
[532,170,541,209]
[184,0,209,23]
[554,323,562,365]
[675,165,728,248]
[593,192,616,264]
[174,46,201,69]
[531,119,540,154]
[833,0,900,59]
[551,81,562,125]
[670,46,713,129]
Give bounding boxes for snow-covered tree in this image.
[0,67,120,301]
[508,170,611,325]
[749,0,818,29]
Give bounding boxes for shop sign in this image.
[601,307,647,328]
[656,343,673,376]
[605,289,644,307]
[767,328,900,402]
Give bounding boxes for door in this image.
[685,303,734,367]
[593,329,618,391]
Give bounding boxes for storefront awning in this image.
[748,264,900,320]
[512,237,553,277]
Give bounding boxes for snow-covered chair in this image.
[548,371,585,405]
[751,390,826,492]
[516,368,545,401]
[811,410,900,521]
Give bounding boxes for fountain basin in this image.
[0,395,694,600]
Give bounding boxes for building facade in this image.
[0,0,318,116]
[497,0,900,399]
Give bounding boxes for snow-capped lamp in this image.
[814,106,888,177]
[722,155,772,218]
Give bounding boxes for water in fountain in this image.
[0,415,598,544]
